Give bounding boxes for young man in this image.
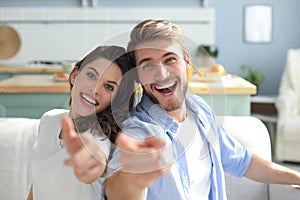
[104,19,300,200]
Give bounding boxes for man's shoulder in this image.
[186,93,212,111]
[122,117,161,138]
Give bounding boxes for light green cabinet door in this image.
[0,93,69,118]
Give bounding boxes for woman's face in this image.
[70,57,122,118]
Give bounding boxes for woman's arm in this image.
[61,116,107,183]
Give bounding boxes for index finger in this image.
[61,116,77,142]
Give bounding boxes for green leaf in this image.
[239,65,265,86]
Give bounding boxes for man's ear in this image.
[184,54,191,70]
[69,66,79,85]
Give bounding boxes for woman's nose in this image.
[90,82,101,96]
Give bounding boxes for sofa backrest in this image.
[0,116,271,200]
[218,116,271,200]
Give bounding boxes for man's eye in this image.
[166,57,176,63]
[143,63,156,69]
[87,72,96,80]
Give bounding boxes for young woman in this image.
[28,45,134,200]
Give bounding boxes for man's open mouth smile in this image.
[153,81,177,95]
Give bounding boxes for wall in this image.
[209,0,300,95]
[0,8,214,67]
[1,0,300,94]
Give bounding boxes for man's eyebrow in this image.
[137,58,151,66]
[137,52,177,66]
[163,52,177,58]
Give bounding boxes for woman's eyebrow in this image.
[87,67,99,76]
[107,80,119,87]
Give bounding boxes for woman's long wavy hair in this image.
[68,45,134,143]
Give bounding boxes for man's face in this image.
[135,39,190,112]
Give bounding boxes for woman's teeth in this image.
[81,94,97,105]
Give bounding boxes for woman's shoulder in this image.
[41,109,69,118]
[39,109,69,130]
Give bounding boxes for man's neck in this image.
[166,104,187,123]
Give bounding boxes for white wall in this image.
[0,8,215,65]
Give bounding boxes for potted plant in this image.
[197,45,219,58]
[240,65,265,90]
[197,45,219,68]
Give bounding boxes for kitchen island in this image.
[0,64,63,80]
[0,74,256,118]
[0,75,69,118]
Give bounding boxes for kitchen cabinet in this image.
[0,75,69,118]
[0,74,255,118]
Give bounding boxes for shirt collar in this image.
[138,94,179,136]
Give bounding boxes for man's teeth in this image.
[155,82,176,90]
[81,94,96,105]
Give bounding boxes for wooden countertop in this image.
[0,75,69,93]
[188,75,256,95]
[0,64,63,74]
[0,74,256,94]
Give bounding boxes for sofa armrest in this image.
[0,118,40,200]
[269,184,300,200]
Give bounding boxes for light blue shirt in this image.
[106,93,252,200]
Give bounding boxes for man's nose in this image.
[154,64,170,80]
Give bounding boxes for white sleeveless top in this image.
[33,109,111,200]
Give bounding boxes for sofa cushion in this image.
[0,118,39,200]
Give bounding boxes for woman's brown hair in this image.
[68,45,134,143]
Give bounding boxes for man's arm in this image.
[245,154,300,185]
[105,132,172,200]
[27,185,33,200]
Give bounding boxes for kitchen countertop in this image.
[0,74,255,94]
[0,74,69,93]
[188,75,256,95]
[0,64,63,74]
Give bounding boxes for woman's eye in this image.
[105,84,114,91]
[87,72,96,80]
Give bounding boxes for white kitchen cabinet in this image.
[0,7,215,65]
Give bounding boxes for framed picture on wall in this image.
[243,5,273,43]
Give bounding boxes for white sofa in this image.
[275,48,300,162]
[0,116,299,200]
[0,118,39,200]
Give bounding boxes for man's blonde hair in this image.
[127,19,188,66]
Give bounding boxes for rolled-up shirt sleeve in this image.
[218,126,253,177]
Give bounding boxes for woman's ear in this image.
[69,66,79,85]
